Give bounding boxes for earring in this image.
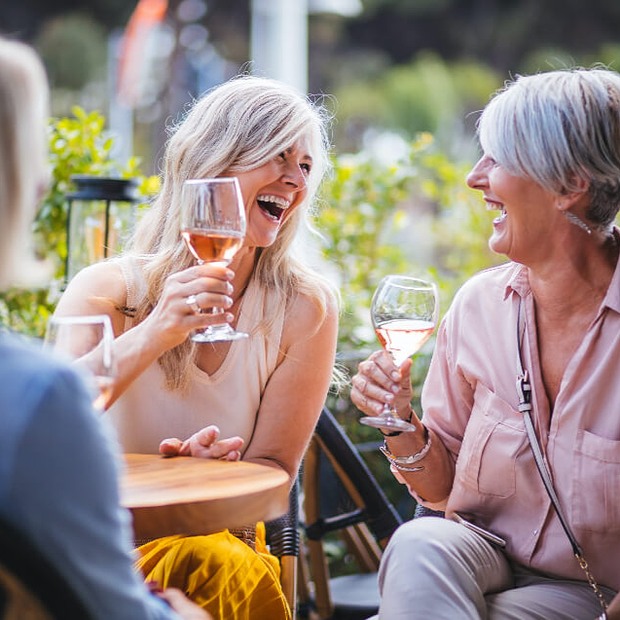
[563,211,592,235]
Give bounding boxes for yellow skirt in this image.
[135,523,291,620]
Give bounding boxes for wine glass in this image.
[44,314,117,412]
[360,275,439,433]
[180,178,248,343]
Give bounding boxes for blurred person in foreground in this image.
[351,68,620,619]
[0,35,209,620]
[52,75,339,618]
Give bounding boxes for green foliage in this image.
[0,107,158,337]
[315,131,502,515]
[36,14,107,91]
[316,131,501,356]
[316,148,413,351]
[330,52,501,154]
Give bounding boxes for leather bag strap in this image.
[515,300,608,613]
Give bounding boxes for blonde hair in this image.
[0,37,49,289]
[125,75,336,389]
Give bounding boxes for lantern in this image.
[65,176,139,284]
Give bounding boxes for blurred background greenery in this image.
[1,0,618,558]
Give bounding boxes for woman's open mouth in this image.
[493,207,507,225]
[257,194,290,222]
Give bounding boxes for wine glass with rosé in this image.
[180,177,248,343]
[44,314,117,412]
[360,275,439,433]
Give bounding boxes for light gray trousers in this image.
[376,517,615,619]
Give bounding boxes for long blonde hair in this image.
[125,75,336,389]
[0,37,49,290]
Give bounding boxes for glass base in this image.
[191,325,248,343]
[359,413,417,432]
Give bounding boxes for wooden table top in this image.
[120,454,290,540]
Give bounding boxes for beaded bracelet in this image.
[379,425,432,472]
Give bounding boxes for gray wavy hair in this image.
[477,67,620,229]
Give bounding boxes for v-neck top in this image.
[106,256,285,454]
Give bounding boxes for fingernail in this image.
[391,371,400,380]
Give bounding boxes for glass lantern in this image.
[65,176,139,283]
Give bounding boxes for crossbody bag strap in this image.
[517,301,607,618]
[515,300,608,614]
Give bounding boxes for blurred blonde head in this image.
[0,37,49,289]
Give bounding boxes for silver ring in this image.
[185,294,201,314]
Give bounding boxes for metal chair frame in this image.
[301,407,403,620]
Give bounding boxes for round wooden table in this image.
[120,454,290,540]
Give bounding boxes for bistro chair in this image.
[266,477,301,619]
[300,407,403,620]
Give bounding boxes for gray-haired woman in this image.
[351,68,620,619]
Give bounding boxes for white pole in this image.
[250,0,308,93]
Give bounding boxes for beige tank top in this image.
[106,256,285,454]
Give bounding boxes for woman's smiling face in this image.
[466,152,561,264]
[227,135,313,249]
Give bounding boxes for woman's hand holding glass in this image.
[180,177,247,343]
[356,275,438,433]
[140,262,234,353]
[352,350,416,420]
[44,314,117,412]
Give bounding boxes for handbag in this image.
[515,300,609,616]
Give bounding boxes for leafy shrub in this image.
[0,107,158,337]
[314,131,503,518]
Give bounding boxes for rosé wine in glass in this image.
[360,275,439,433]
[180,178,248,343]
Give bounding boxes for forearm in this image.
[607,593,620,620]
[381,412,454,503]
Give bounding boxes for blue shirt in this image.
[0,331,179,619]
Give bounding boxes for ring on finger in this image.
[185,294,201,314]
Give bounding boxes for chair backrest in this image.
[301,406,403,619]
[0,515,93,620]
[265,477,300,619]
[306,407,403,546]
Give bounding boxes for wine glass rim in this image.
[49,314,112,327]
[380,275,437,287]
[47,314,115,346]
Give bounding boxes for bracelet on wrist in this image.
[380,424,431,472]
[378,406,414,437]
